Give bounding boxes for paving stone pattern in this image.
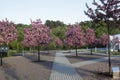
[49,52,82,80]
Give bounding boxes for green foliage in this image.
[45,20,66,28]
[17,27,24,42]
[17,43,24,51]
[47,41,56,50]
[9,41,23,51]
[10,40,18,50]
[110,28,120,35]
[8,50,17,56]
[111,52,120,55]
[80,21,108,38]
[80,21,97,32]
[95,27,107,38]
[16,24,30,42]
[52,26,66,40]
[16,23,30,28]
[80,21,93,28]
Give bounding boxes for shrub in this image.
[112,52,120,55]
[8,50,18,56]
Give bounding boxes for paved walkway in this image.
[71,56,120,68]
[49,52,82,80]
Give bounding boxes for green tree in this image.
[52,26,66,40]
[45,20,66,28]
[95,21,107,38]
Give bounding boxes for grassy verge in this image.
[111,52,120,55]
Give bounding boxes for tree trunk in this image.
[0,53,2,66]
[38,45,40,61]
[107,23,111,74]
[76,46,78,57]
[91,47,93,55]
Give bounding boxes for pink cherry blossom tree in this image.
[101,34,109,46]
[55,37,63,48]
[0,19,18,65]
[64,24,85,56]
[0,19,18,45]
[100,34,109,53]
[85,28,96,55]
[22,19,52,61]
[22,27,37,47]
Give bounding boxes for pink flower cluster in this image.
[64,24,85,47]
[22,19,52,47]
[101,34,109,46]
[85,28,96,46]
[0,19,18,45]
[55,38,62,46]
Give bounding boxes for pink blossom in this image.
[22,19,52,47]
[101,34,109,46]
[55,38,63,46]
[0,19,18,45]
[85,28,96,46]
[64,24,85,47]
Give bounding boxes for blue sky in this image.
[0,0,94,24]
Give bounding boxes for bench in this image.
[112,67,120,79]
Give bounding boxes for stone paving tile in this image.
[49,52,82,80]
